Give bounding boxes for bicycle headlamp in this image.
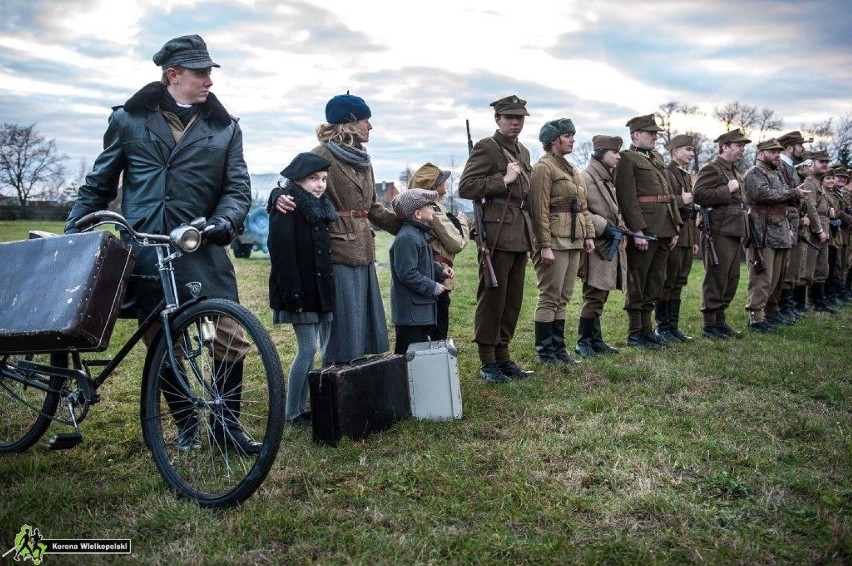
[171,225,202,252]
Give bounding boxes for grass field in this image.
[0,220,849,565]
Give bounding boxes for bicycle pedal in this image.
[48,432,83,450]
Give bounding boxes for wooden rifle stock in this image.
[467,119,499,289]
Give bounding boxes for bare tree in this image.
[567,141,593,170]
[0,123,67,211]
[713,101,760,136]
[756,108,784,139]
[803,118,834,153]
[655,101,699,146]
[398,166,414,189]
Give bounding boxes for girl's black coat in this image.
[267,187,335,314]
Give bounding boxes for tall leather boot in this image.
[778,289,799,321]
[211,360,262,455]
[716,309,742,338]
[574,317,598,358]
[643,309,668,347]
[161,361,200,451]
[551,319,577,365]
[668,299,693,342]
[813,282,838,314]
[654,300,675,344]
[591,317,619,354]
[807,283,820,311]
[793,285,809,316]
[535,321,559,365]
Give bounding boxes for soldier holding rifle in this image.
[742,139,809,332]
[693,129,752,338]
[459,95,535,383]
[799,151,834,313]
[776,131,811,320]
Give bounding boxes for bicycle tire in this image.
[0,353,66,453]
[140,299,285,508]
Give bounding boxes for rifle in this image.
[746,214,767,273]
[798,233,823,251]
[569,197,579,243]
[700,207,720,266]
[596,225,658,262]
[466,119,498,289]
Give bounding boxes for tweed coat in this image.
[778,156,802,234]
[530,151,594,250]
[581,158,627,291]
[458,130,534,253]
[390,220,446,326]
[803,175,831,239]
[310,144,402,266]
[742,159,800,248]
[693,155,747,239]
[614,147,682,237]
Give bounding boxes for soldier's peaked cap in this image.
[715,129,752,145]
[490,95,529,116]
[626,114,663,132]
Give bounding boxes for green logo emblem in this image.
[10,524,48,564]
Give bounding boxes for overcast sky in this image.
[2,0,851,193]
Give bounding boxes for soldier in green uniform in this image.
[693,129,751,339]
[799,150,834,313]
[742,139,809,332]
[776,130,809,321]
[658,134,698,343]
[792,155,820,314]
[529,118,594,365]
[827,166,851,305]
[840,169,852,299]
[459,95,535,383]
[614,114,682,349]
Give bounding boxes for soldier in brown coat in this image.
[577,135,626,357]
[742,139,809,332]
[530,118,594,365]
[826,166,851,305]
[776,130,810,320]
[658,134,699,343]
[459,95,535,383]
[840,170,852,299]
[799,151,834,313]
[614,114,683,349]
[693,129,750,339]
[791,156,822,314]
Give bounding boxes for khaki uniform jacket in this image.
[841,189,852,245]
[429,200,470,290]
[614,147,682,237]
[778,157,802,234]
[803,175,829,240]
[743,159,799,248]
[530,151,594,250]
[666,163,698,248]
[311,144,402,266]
[825,188,843,248]
[693,155,746,238]
[459,130,534,253]
[581,158,627,291]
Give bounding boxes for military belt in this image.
[550,204,584,213]
[488,196,525,209]
[637,195,672,204]
[749,205,787,215]
[433,253,453,267]
[336,209,370,218]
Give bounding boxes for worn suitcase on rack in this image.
[309,354,411,446]
[406,339,463,421]
[0,231,136,354]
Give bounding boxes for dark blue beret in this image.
[325,93,371,125]
[280,153,332,182]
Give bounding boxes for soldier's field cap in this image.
[756,139,784,152]
[592,135,623,152]
[795,155,813,169]
[410,162,451,190]
[666,134,694,151]
[490,95,529,116]
[715,128,751,145]
[776,130,813,147]
[392,188,439,219]
[828,165,848,177]
[810,150,831,162]
[626,114,663,132]
[153,34,220,70]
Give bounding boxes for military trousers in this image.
[784,240,807,288]
[473,249,528,352]
[842,243,852,279]
[533,248,581,323]
[745,247,788,314]
[800,237,829,284]
[580,283,610,318]
[700,233,741,313]
[624,237,670,331]
[662,246,694,301]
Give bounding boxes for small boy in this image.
[389,189,453,355]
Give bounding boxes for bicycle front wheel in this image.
[141,299,285,508]
[0,353,66,453]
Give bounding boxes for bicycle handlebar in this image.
[75,210,188,244]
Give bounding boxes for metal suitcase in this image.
[0,231,136,354]
[309,354,411,446]
[405,339,463,421]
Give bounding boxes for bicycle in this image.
[0,210,285,508]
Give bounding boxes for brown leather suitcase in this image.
[0,231,136,354]
[309,354,411,446]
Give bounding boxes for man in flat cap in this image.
[459,95,535,382]
[776,131,811,320]
[529,118,594,366]
[742,139,810,332]
[693,129,751,338]
[577,135,627,357]
[658,134,699,343]
[799,150,835,313]
[614,114,683,349]
[65,35,258,452]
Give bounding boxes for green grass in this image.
[1,221,850,565]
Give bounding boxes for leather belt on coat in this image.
[433,253,453,267]
[487,196,525,209]
[336,209,369,218]
[549,204,584,213]
[749,205,787,215]
[637,194,672,204]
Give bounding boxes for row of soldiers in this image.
[458,94,850,383]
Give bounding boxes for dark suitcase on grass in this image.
[309,354,411,446]
[0,231,136,354]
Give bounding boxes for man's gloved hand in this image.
[204,216,236,246]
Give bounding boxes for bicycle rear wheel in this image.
[0,354,66,453]
[141,299,285,508]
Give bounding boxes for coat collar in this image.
[120,82,233,129]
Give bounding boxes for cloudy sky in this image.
[2,0,851,193]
